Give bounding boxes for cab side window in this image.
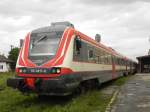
[74,36,81,54]
[73,36,82,61]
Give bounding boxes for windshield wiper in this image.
[33,35,47,46]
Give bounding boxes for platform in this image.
[111,73,150,112]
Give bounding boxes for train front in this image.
[7,22,77,96]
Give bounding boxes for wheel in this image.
[37,95,47,99]
[123,72,127,77]
[74,84,86,95]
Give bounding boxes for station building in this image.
[137,51,150,73]
[0,55,13,72]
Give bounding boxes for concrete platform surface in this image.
[111,73,150,112]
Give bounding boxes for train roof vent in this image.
[95,34,101,43]
[51,21,74,28]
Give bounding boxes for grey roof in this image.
[136,55,150,60]
[0,55,13,63]
[31,21,74,34]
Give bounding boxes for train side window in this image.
[106,53,111,64]
[101,51,105,64]
[118,58,120,65]
[114,57,117,65]
[107,54,109,64]
[116,58,118,65]
[122,59,125,66]
[96,56,100,64]
[97,49,101,64]
[120,59,122,65]
[104,53,108,64]
[96,48,102,64]
[108,54,112,65]
[88,46,97,63]
[88,49,94,59]
[112,56,114,64]
[124,60,125,65]
[117,58,119,65]
[104,52,108,64]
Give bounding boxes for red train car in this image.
[7,22,137,96]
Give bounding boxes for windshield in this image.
[29,34,60,56]
[28,31,63,66]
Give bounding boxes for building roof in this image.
[136,55,150,60]
[0,55,13,63]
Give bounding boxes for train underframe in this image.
[7,70,135,96]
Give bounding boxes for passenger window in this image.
[103,52,108,64]
[108,54,112,64]
[105,53,110,64]
[100,51,105,64]
[95,56,100,64]
[88,50,94,58]
[88,46,96,63]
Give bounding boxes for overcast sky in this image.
[0,0,150,61]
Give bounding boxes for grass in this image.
[0,72,131,112]
[0,72,14,90]
[113,75,132,86]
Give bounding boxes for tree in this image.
[8,47,19,70]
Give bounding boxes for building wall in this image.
[137,57,150,73]
[0,62,10,72]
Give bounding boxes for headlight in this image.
[17,67,61,74]
[51,67,61,74]
[56,68,61,73]
[19,69,23,73]
[18,68,27,73]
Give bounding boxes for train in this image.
[7,21,137,96]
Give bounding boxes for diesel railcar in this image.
[7,22,137,96]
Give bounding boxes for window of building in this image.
[0,65,3,70]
